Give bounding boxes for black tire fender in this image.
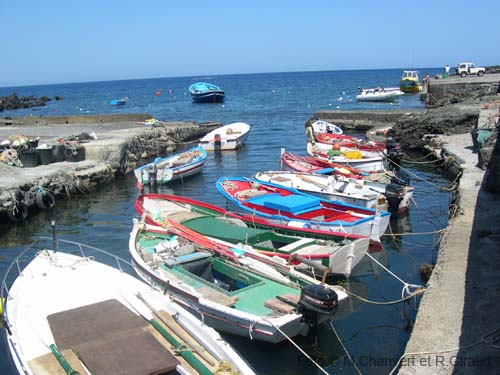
[35,189,56,210]
[7,201,29,222]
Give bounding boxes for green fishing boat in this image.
[129,220,348,344]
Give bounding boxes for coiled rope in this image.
[1,149,18,164]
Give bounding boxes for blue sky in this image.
[1,0,499,87]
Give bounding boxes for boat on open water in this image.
[189,82,225,103]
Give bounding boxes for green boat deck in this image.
[182,216,317,252]
[137,230,300,317]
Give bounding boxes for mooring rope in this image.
[388,159,458,191]
[329,320,363,375]
[264,319,330,375]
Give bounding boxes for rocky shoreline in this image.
[0,93,62,112]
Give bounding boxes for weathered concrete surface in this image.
[425,74,500,107]
[0,116,216,221]
[398,133,500,374]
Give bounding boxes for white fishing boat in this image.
[1,237,256,375]
[356,87,404,102]
[199,122,251,151]
[134,145,207,186]
[255,170,414,214]
[309,119,343,135]
[307,141,387,173]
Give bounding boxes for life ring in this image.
[7,201,29,222]
[35,189,56,210]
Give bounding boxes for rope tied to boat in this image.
[387,159,460,192]
[214,361,241,375]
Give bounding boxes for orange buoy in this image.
[155,90,161,97]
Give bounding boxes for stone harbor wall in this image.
[0,116,217,223]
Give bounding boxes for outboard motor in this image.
[146,164,157,186]
[383,183,405,214]
[386,137,404,171]
[298,284,338,325]
[214,134,222,152]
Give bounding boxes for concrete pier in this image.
[0,114,218,222]
[398,119,500,374]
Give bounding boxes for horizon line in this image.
[1,66,443,90]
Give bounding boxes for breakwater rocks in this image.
[0,114,218,223]
[0,93,57,112]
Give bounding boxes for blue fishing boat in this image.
[109,98,127,106]
[216,176,391,242]
[188,82,225,103]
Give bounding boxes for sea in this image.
[0,68,450,375]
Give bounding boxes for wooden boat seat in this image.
[269,176,291,183]
[29,349,88,375]
[47,299,180,375]
[168,211,203,223]
[264,294,300,314]
[197,286,239,306]
[234,188,267,199]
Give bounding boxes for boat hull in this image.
[400,80,421,93]
[134,146,207,185]
[200,122,251,151]
[191,92,225,103]
[131,261,309,343]
[216,177,390,242]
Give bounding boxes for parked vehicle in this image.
[456,62,485,77]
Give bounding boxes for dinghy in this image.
[1,237,256,375]
[136,194,370,278]
[216,177,390,242]
[199,122,251,151]
[129,220,348,343]
[134,145,207,186]
[356,87,404,102]
[255,170,414,214]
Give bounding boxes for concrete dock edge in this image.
[398,134,500,374]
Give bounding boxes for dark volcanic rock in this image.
[0,93,52,112]
[393,101,483,150]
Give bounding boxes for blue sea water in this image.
[0,68,449,375]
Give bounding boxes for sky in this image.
[1,0,499,87]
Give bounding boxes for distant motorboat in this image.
[189,82,225,103]
[400,70,421,93]
[356,87,404,102]
[109,98,127,105]
[199,122,251,151]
